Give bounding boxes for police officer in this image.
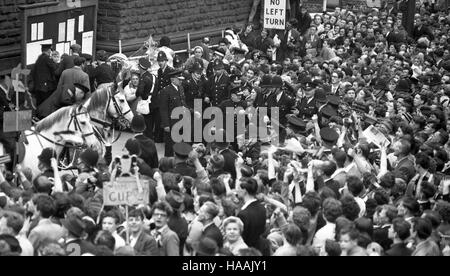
[219,86,248,150]
[160,70,188,157]
[31,44,58,106]
[156,51,175,142]
[206,59,230,107]
[136,58,158,140]
[183,62,207,110]
[253,75,273,108]
[295,77,318,120]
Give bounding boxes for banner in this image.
[103,177,149,206]
[263,0,286,30]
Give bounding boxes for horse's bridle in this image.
[67,107,95,142]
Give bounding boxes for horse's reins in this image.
[91,87,129,145]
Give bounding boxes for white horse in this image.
[21,105,98,179]
[84,84,133,148]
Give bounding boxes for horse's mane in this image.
[35,106,73,132]
[85,86,111,112]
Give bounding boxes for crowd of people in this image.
[1,2,450,256]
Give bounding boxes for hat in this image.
[74,83,90,94]
[61,215,86,238]
[139,58,151,70]
[395,79,410,92]
[270,76,283,88]
[38,148,57,165]
[79,148,99,168]
[327,95,340,109]
[41,43,53,52]
[165,190,184,210]
[131,114,146,133]
[314,88,327,103]
[287,115,307,134]
[301,77,316,90]
[194,237,218,256]
[321,105,338,119]
[213,59,225,70]
[230,86,244,96]
[125,139,141,155]
[173,142,193,157]
[157,51,168,62]
[168,69,185,80]
[320,127,339,146]
[260,75,272,88]
[70,44,82,52]
[96,50,108,62]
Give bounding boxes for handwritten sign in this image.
[103,177,149,206]
[263,0,286,30]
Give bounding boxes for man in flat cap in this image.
[160,70,188,157]
[31,44,58,106]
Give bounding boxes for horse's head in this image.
[108,86,134,129]
[69,105,101,152]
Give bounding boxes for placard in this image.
[31,23,37,41]
[78,15,85,32]
[67,18,75,42]
[58,22,66,42]
[82,31,93,55]
[263,0,286,30]
[3,110,33,132]
[103,177,150,206]
[26,39,53,66]
[363,125,390,148]
[37,22,44,40]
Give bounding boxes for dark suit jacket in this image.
[170,162,197,179]
[297,97,318,120]
[55,55,76,77]
[31,53,58,93]
[159,84,186,129]
[135,134,159,169]
[37,66,90,118]
[136,71,158,108]
[220,148,238,180]
[206,73,230,107]
[385,242,413,256]
[202,223,223,248]
[267,92,295,125]
[133,231,158,256]
[238,200,267,250]
[65,239,97,256]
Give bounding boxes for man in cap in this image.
[206,59,230,107]
[31,43,58,106]
[160,70,188,157]
[166,189,189,256]
[56,43,82,77]
[296,77,318,120]
[206,48,226,78]
[61,214,96,256]
[183,62,207,110]
[130,114,159,169]
[253,74,273,109]
[219,86,248,150]
[169,142,197,178]
[136,57,160,141]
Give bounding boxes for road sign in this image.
[263,0,286,30]
[103,177,149,206]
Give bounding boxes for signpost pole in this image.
[125,204,130,245]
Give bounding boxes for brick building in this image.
[0,0,369,75]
